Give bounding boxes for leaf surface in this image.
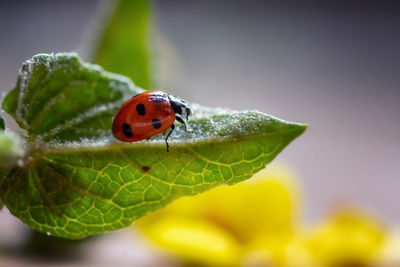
[0,53,306,239]
[90,0,152,89]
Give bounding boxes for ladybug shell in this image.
[112,91,176,142]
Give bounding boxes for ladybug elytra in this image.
[112,90,192,152]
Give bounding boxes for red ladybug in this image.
[112,90,192,152]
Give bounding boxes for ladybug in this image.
[112,90,192,152]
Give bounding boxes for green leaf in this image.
[2,52,139,142]
[90,0,152,89]
[0,115,4,130]
[0,53,306,239]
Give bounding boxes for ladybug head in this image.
[168,94,192,120]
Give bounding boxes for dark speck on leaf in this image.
[141,166,150,172]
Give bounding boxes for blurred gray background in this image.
[0,0,399,227]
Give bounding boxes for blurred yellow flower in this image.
[306,209,387,267]
[139,216,243,266]
[373,228,400,266]
[136,162,302,266]
[135,162,399,267]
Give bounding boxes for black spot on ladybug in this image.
[136,103,146,116]
[152,118,162,129]
[141,166,151,172]
[122,123,133,138]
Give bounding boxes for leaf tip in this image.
[294,122,308,135]
[284,121,308,142]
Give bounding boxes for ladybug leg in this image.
[165,124,175,152]
[175,116,193,133]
